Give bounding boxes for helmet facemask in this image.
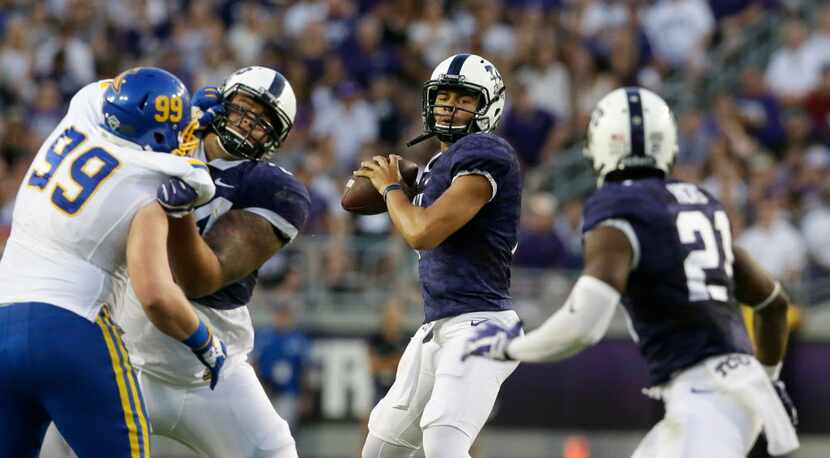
[422,80,491,144]
[212,85,292,160]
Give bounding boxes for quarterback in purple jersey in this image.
[355,53,523,458]
[465,87,799,457]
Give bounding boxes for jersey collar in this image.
[424,152,443,173]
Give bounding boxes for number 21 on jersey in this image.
[27,126,120,215]
[676,210,734,302]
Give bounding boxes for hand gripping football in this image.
[341,158,419,215]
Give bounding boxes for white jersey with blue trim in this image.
[0,81,212,322]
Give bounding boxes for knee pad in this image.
[361,433,417,458]
[251,440,298,458]
[422,425,472,458]
[252,418,297,458]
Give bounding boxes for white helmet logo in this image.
[484,64,503,90]
[584,87,678,185]
[105,113,120,130]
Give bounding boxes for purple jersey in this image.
[193,159,310,310]
[582,178,753,385]
[415,132,522,322]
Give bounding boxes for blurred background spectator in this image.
[513,192,579,270]
[254,302,312,430]
[737,192,807,283]
[765,19,818,105]
[367,300,408,403]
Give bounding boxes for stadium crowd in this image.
[1,0,830,304]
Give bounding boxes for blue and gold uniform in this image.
[0,303,150,458]
[0,69,210,456]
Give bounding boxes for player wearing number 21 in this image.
[0,67,218,457]
[464,87,800,457]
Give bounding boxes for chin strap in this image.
[405,132,435,147]
[172,119,201,157]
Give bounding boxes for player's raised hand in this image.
[462,320,523,361]
[182,321,228,390]
[353,155,402,194]
[157,177,199,217]
[190,86,225,138]
[192,86,221,111]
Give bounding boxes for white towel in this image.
[390,322,435,410]
[704,354,799,456]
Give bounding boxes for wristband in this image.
[182,320,210,350]
[753,281,782,311]
[383,183,403,202]
[503,343,515,361]
[764,362,783,380]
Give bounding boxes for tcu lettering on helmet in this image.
[213,66,297,160]
[584,87,678,185]
[101,67,192,153]
[420,53,507,144]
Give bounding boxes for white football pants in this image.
[633,355,764,458]
[365,310,520,456]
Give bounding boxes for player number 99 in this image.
[154,95,183,123]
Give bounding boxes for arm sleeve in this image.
[506,276,620,362]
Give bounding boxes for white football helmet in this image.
[417,53,506,144]
[584,87,678,185]
[214,66,297,160]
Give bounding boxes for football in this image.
[341,158,420,215]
